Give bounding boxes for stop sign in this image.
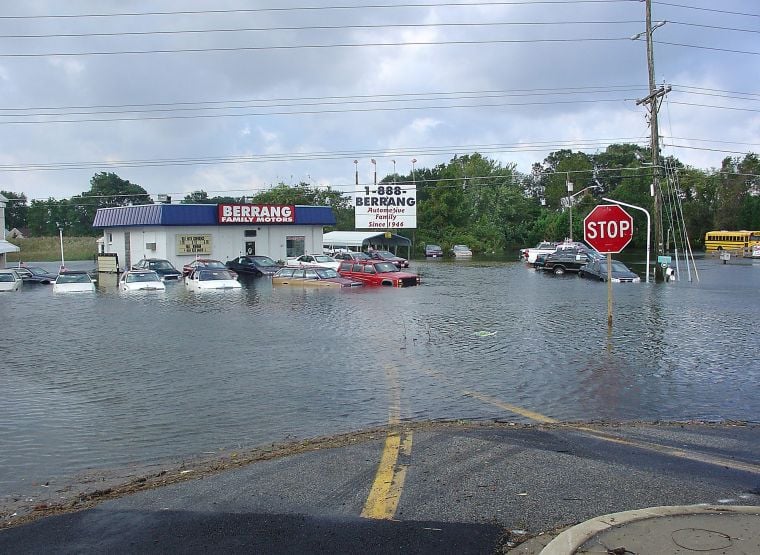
[583,204,633,254]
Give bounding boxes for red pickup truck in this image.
[337,260,420,287]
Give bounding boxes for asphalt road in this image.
[1,422,759,554]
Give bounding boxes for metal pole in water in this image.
[607,253,613,330]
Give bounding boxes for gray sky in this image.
[0,0,758,202]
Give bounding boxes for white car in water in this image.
[119,270,166,292]
[185,268,242,291]
[0,269,23,292]
[286,254,341,270]
[52,271,96,293]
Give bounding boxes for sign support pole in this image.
[607,253,613,331]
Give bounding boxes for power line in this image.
[0,1,641,20]
[0,137,650,172]
[0,36,628,58]
[656,40,760,56]
[653,1,760,18]
[0,20,647,40]
[0,97,637,125]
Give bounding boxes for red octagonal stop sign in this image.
[583,204,633,254]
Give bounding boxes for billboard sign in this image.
[354,183,417,229]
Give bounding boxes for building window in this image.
[286,236,305,258]
[244,229,257,237]
[108,233,113,242]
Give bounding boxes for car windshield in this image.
[374,262,398,273]
[26,267,50,275]
[375,251,395,257]
[0,273,16,282]
[149,261,175,270]
[601,262,632,273]
[202,261,225,268]
[199,270,233,281]
[427,245,442,250]
[315,268,339,279]
[57,273,91,284]
[453,245,470,251]
[253,257,277,267]
[126,272,160,283]
[313,255,334,263]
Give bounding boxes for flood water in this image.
[2,255,759,499]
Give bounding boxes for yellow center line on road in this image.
[465,389,760,475]
[361,365,413,520]
[464,390,559,424]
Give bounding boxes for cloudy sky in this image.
[0,0,758,202]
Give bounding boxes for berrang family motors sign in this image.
[218,204,295,223]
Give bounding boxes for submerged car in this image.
[337,260,420,287]
[451,244,473,258]
[12,266,57,284]
[332,251,372,262]
[272,267,363,288]
[541,249,594,275]
[424,244,444,258]
[286,254,341,270]
[368,250,409,268]
[226,255,282,276]
[182,259,237,279]
[53,270,96,293]
[131,258,182,281]
[185,268,241,291]
[579,259,641,283]
[0,269,23,292]
[119,270,166,292]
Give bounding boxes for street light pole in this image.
[567,178,574,241]
[57,223,65,270]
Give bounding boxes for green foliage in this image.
[1,190,28,230]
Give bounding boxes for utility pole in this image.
[634,0,670,282]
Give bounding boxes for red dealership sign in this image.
[218,204,295,224]
[583,205,633,254]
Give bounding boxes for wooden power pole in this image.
[635,0,670,282]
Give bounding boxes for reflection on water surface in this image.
[1,257,759,495]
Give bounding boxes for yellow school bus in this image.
[704,230,760,252]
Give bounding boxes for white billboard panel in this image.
[354,183,417,229]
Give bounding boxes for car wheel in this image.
[553,266,565,275]
[255,271,263,277]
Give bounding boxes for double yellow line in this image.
[361,365,760,521]
[361,365,413,520]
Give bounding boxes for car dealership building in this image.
[93,203,335,272]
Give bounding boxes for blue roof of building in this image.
[93,204,336,228]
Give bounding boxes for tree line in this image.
[3,144,759,253]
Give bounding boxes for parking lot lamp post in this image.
[57,223,65,271]
[566,179,574,240]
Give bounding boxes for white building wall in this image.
[101,224,325,271]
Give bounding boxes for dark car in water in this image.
[226,255,282,276]
[12,266,57,284]
[131,258,182,281]
[424,244,444,258]
[368,249,409,268]
[579,259,641,283]
[541,249,594,275]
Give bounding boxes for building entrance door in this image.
[245,241,256,256]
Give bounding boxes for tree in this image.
[249,182,354,231]
[1,191,28,230]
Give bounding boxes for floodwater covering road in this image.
[1,255,759,518]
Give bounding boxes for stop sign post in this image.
[583,204,634,254]
[583,204,634,330]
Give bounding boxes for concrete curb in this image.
[539,505,760,555]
